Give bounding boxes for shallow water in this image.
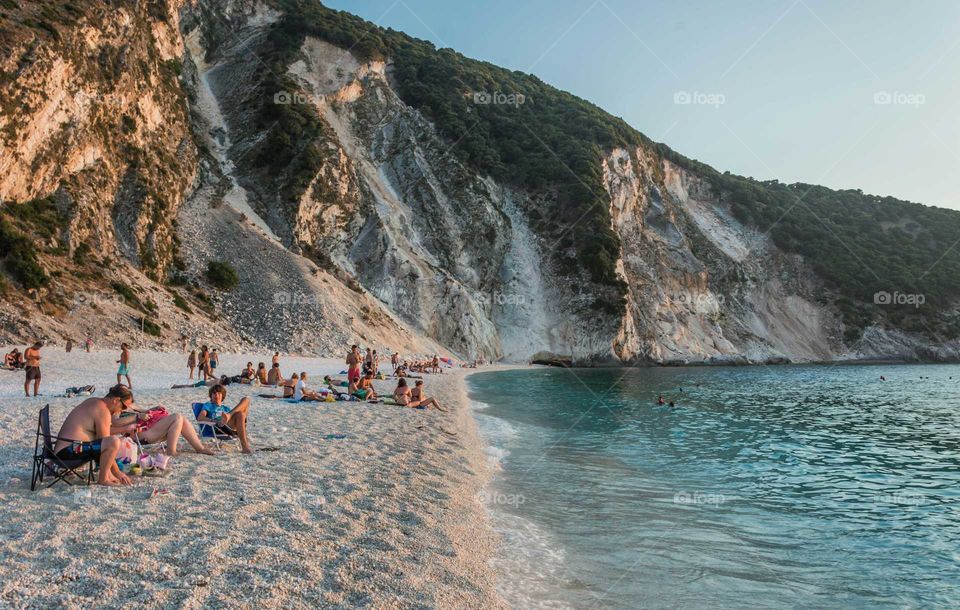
[468,364,960,609]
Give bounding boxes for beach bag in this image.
[116,436,138,466]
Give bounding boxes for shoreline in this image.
[0,351,511,608]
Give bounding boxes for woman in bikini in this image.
[411,379,444,410]
[393,378,444,410]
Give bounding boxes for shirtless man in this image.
[198,384,253,454]
[391,352,399,369]
[24,342,42,397]
[346,345,362,388]
[354,371,378,400]
[54,385,135,486]
[116,343,132,388]
[267,362,283,386]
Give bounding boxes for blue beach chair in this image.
[191,402,238,450]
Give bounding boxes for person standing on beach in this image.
[346,345,361,387]
[372,350,380,376]
[117,343,132,388]
[391,352,399,369]
[210,348,219,375]
[65,338,73,353]
[85,337,93,353]
[24,341,42,397]
[198,345,210,381]
[187,349,197,380]
[363,348,373,375]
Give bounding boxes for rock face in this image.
[1,0,958,363]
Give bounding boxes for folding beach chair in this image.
[31,405,95,491]
[191,402,237,449]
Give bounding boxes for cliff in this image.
[1,0,958,364]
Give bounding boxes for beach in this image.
[0,348,507,609]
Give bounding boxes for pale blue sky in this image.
[326,0,960,210]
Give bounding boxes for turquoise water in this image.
[467,365,960,609]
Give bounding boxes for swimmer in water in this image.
[657,395,665,405]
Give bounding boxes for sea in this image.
[467,364,960,609]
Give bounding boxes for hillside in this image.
[0,0,958,363]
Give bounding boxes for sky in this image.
[324,0,960,210]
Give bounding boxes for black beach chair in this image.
[30,405,96,490]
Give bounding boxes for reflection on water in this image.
[468,364,960,609]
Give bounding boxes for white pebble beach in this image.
[0,347,508,608]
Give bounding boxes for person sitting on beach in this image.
[294,372,322,401]
[114,402,214,456]
[256,362,268,385]
[267,362,283,386]
[54,384,135,486]
[239,362,256,383]
[4,348,20,369]
[411,379,444,410]
[197,384,253,454]
[283,373,298,398]
[353,371,378,401]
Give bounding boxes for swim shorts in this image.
[25,366,41,381]
[348,367,361,383]
[117,363,129,376]
[56,439,103,461]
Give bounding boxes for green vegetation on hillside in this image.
[206,260,239,290]
[261,1,960,338]
[266,0,637,290]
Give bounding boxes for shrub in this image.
[206,261,239,290]
[141,318,162,336]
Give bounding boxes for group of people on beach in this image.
[46,342,449,485]
[54,382,253,485]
